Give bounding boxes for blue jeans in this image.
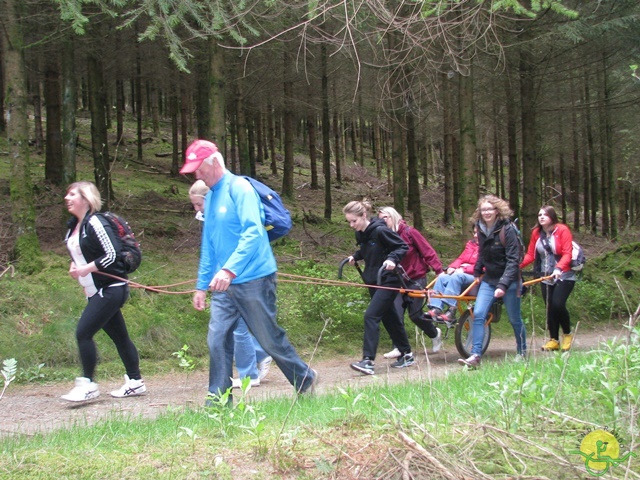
[430,272,475,310]
[208,273,315,397]
[234,319,266,380]
[471,280,526,356]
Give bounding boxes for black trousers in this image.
[363,286,411,360]
[540,280,575,340]
[395,276,438,339]
[76,285,141,381]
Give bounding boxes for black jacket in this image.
[473,219,521,292]
[65,212,128,289]
[352,217,408,286]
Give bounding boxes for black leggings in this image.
[363,286,411,360]
[76,285,141,381]
[540,281,575,340]
[394,277,438,339]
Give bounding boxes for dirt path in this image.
[0,325,627,438]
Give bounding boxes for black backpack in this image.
[498,219,525,263]
[96,212,142,273]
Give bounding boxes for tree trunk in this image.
[570,75,581,231]
[504,73,520,221]
[256,110,264,164]
[195,44,210,139]
[307,85,318,190]
[31,60,43,154]
[135,49,143,164]
[458,68,479,231]
[267,104,277,175]
[180,85,188,168]
[600,50,617,239]
[558,118,567,221]
[150,81,160,137]
[170,83,179,176]
[209,39,226,152]
[442,72,454,225]
[87,54,112,208]
[519,45,539,243]
[44,55,63,185]
[321,42,332,220]
[406,111,423,231]
[61,33,77,186]
[116,79,125,145]
[584,69,598,233]
[2,0,42,272]
[247,108,256,177]
[282,50,294,198]
[235,80,250,176]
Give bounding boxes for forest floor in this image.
[0,324,628,438]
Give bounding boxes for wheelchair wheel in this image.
[454,309,492,358]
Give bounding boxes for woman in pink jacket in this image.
[520,205,577,351]
[426,227,478,323]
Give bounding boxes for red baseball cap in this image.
[180,140,219,174]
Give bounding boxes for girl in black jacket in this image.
[343,200,413,375]
[62,181,146,402]
[458,195,526,368]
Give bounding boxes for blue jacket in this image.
[196,172,276,290]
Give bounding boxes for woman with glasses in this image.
[520,205,577,352]
[458,195,526,368]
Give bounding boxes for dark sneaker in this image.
[390,353,415,368]
[457,354,481,368]
[350,359,375,375]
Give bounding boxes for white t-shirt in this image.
[67,231,98,297]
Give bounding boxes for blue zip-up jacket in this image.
[196,172,276,290]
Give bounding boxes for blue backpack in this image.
[238,176,293,242]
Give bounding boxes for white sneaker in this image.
[110,374,147,398]
[232,377,260,389]
[432,328,443,353]
[383,347,401,359]
[257,356,273,381]
[61,377,100,402]
[514,353,526,363]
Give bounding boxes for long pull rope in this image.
[95,270,553,299]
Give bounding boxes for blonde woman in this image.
[62,181,145,401]
[378,206,443,355]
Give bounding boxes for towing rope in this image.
[95,271,427,297]
[96,270,552,298]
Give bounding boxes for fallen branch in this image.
[398,431,459,480]
[0,265,15,279]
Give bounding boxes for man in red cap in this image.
[182,140,318,404]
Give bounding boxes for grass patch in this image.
[2,330,638,478]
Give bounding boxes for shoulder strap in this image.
[538,229,555,255]
[498,223,507,247]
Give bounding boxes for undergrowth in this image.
[1,327,638,478]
